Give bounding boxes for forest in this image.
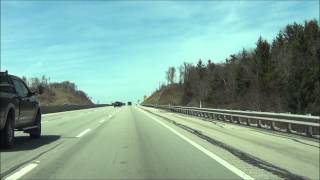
[156,20,319,115]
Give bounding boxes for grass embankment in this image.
[38,85,93,106]
[144,84,184,105]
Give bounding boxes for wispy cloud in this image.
[1,1,318,103]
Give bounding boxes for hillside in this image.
[144,84,184,106]
[23,77,93,106]
[143,20,320,115]
[38,84,93,106]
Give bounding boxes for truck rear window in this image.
[0,76,10,85]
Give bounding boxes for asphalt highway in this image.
[0,106,318,180]
[1,106,247,180]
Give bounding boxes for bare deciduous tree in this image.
[165,66,176,85]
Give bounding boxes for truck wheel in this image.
[0,115,14,148]
[29,113,41,139]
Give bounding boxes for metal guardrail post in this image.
[235,117,240,124]
[257,120,262,128]
[246,118,250,126]
[241,117,244,124]
[144,104,320,138]
[307,126,313,137]
[270,122,276,130]
[287,123,292,133]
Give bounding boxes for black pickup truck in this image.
[0,71,43,148]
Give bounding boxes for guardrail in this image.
[41,104,111,114]
[143,104,320,138]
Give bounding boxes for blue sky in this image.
[1,1,319,104]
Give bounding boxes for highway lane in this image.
[1,106,251,180]
[141,106,320,180]
[0,107,117,177]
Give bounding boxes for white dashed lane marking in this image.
[4,162,39,180]
[76,129,91,138]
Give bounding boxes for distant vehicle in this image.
[0,71,44,148]
[127,102,132,106]
[113,101,123,107]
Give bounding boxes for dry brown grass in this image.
[38,86,93,106]
[143,84,184,105]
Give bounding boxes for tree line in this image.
[163,20,319,115]
[22,75,92,103]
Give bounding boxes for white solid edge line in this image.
[5,163,38,180]
[136,107,254,180]
[99,119,106,123]
[76,128,91,138]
